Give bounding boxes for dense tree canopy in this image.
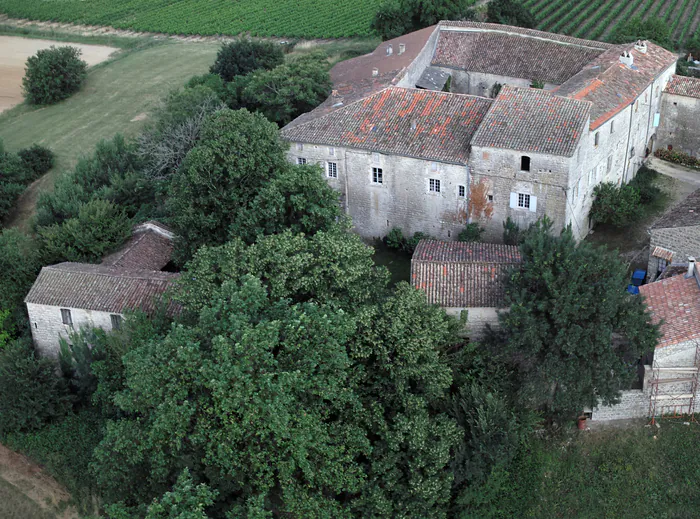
[209,39,285,83]
[489,219,659,419]
[611,16,673,49]
[371,0,475,40]
[486,0,536,28]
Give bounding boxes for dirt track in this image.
[0,36,117,113]
[0,443,79,518]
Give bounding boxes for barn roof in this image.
[411,240,521,308]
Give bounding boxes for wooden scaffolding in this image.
[648,343,700,424]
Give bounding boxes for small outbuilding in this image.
[411,239,521,337]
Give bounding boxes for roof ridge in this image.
[45,263,178,281]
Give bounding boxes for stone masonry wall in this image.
[647,226,700,280]
[656,93,700,157]
[27,302,121,359]
[441,69,557,97]
[444,306,499,340]
[287,145,468,240]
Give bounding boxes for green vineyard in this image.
[0,0,698,43]
[0,0,383,39]
[526,0,700,47]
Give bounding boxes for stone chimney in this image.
[410,118,417,130]
[688,257,696,278]
[372,67,379,77]
[619,51,634,67]
[634,40,648,54]
[386,44,393,56]
[399,43,406,55]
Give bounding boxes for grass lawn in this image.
[0,40,220,229]
[0,477,57,519]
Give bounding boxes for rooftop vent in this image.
[688,257,696,278]
[399,43,406,55]
[410,119,417,130]
[386,44,393,56]
[619,51,634,67]
[372,67,379,77]
[634,40,647,54]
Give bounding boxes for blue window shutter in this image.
[653,113,660,127]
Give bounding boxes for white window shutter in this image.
[653,113,660,127]
[529,196,537,212]
[509,192,518,208]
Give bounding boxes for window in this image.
[588,169,594,186]
[610,120,614,134]
[431,162,438,172]
[329,147,335,156]
[520,156,531,171]
[372,152,380,164]
[488,194,493,202]
[656,86,660,97]
[607,155,613,174]
[635,100,638,112]
[296,143,303,151]
[327,162,338,178]
[458,185,466,198]
[60,309,72,326]
[518,193,530,209]
[297,157,307,165]
[111,314,122,330]
[372,167,383,184]
[594,132,599,147]
[429,179,441,193]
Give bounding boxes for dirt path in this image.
[647,157,700,187]
[0,444,79,519]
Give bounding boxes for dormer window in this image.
[594,132,599,147]
[520,156,531,171]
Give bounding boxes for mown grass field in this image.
[0,0,381,38]
[0,40,219,229]
[0,478,57,519]
[527,0,700,47]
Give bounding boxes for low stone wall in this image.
[444,306,499,340]
[591,389,650,421]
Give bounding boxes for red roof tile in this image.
[639,273,700,348]
[664,75,700,99]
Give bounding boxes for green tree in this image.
[241,58,332,126]
[371,0,476,40]
[0,229,42,327]
[489,219,659,419]
[0,339,72,434]
[22,45,88,105]
[611,16,673,49]
[39,198,132,263]
[486,0,536,28]
[589,182,641,227]
[18,144,55,176]
[144,469,217,519]
[166,108,288,262]
[210,39,284,83]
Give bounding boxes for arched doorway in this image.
[646,134,655,157]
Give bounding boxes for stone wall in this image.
[27,303,121,359]
[395,27,441,88]
[287,145,468,240]
[647,226,700,280]
[440,69,557,97]
[656,92,700,157]
[444,306,500,339]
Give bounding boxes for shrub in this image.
[0,229,42,328]
[384,228,431,254]
[610,16,673,49]
[210,39,284,82]
[0,339,72,435]
[18,144,55,177]
[530,79,544,89]
[458,223,485,242]
[487,0,535,28]
[371,0,475,40]
[502,217,522,245]
[22,46,88,105]
[39,199,132,263]
[589,182,641,228]
[628,166,661,204]
[654,148,700,169]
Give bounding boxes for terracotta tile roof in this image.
[433,23,610,85]
[555,42,677,130]
[471,86,590,156]
[411,240,521,307]
[25,263,178,315]
[101,222,174,271]
[639,271,700,348]
[664,75,700,99]
[651,246,675,262]
[651,189,700,229]
[282,87,492,164]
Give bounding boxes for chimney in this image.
[634,40,647,54]
[688,257,696,278]
[410,118,417,130]
[386,44,393,56]
[619,51,634,67]
[399,43,406,55]
[372,67,379,77]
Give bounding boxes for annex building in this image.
[281,21,679,242]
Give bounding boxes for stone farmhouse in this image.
[591,259,700,421]
[656,75,700,156]
[25,222,178,358]
[281,21,679,242]
[647,189,700,282]
[411,239,521,337]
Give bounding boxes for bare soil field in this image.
[0,35,117,113]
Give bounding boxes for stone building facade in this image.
[25,222,178,358]
[656,75,700,157]
[410,240,521,338]
[590,262,700,421]
[282,22,678,243]
[647,190,700,281]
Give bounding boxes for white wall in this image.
[444,306,500,339]
[27,303,122,359]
